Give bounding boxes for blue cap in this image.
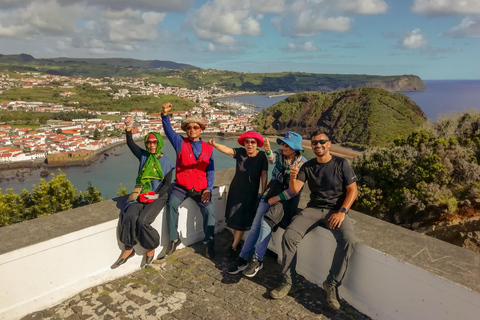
[276,131,304,152]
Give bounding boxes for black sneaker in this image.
[243,258,263,278]
[157,239,181,260]
[228,257,248,275]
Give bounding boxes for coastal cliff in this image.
[254,87,427,147]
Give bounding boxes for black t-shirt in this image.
[297,155,357,210]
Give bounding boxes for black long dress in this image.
[225,148,268,231]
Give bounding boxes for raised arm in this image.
[264,137,276,163]
[124,116,142,160]
[161,102,183,153]
[289,161,305,194]
[208,138,234,157]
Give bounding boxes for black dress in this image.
[226,148,268,230]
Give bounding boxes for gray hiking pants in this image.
[281,207,356,287]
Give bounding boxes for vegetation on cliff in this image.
[0,171,103,227]
[352,112,480,252]
[254,88,427,147]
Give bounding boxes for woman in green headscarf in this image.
[112,116,174,268]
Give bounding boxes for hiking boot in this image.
[243,258,263,278]
[270,281,292,299]
[157,239,181,260]
[205,241,215,259]
[323,281,340,310]
[228,257,248,275]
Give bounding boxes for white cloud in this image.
[337,0,388,15]
[399,29,429,50]
[272,0,387,37]
[284,41,318,52]
[190,0,271,47]
[191,0,387,48]
[0,0,86,39]
[105,9,165,42]
[412,0,480,17]
[443,15,480,38]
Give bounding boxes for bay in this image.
[0,137,315,200]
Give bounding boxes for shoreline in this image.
[0,132,361,179]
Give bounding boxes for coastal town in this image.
[0,71,259,164]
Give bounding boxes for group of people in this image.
[112,102,358,310]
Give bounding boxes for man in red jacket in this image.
[159,102,216,259]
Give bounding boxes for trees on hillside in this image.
[0,171,103,227]
[352,112,480,226]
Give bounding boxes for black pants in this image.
[119,194,168,250]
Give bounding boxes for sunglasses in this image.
[146,140,158,145]
[244,139,257,145]
[312,139,329,146]
[186,125,201,130]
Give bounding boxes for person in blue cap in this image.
[270,131,358,310]
[228,131,307,278]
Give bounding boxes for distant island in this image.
[0,53,425,93]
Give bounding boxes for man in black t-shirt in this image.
[270,131,358,310]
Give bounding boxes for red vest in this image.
[175,138,214,191]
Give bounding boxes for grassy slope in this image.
[254,88,427,147]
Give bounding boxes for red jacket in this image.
[175,138,213,191]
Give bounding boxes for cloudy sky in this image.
[0,0,479,80]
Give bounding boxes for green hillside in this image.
[254,88,427,147]
[0,54,425,92]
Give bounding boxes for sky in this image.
[0,0,479,80]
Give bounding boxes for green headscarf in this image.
[136,132,164,193]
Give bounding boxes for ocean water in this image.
[400,80,480,121]
[219,80,480,122]
[0,137,315,199]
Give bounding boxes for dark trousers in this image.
[281,207,356,287]
[119,194,168,250]
[167,184,216,243]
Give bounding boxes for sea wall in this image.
[0,168,479,320]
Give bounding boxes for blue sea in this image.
[220,80,480,122]
[0,138,315,199]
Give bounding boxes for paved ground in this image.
[22,230,370,320]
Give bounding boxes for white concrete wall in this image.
[1,184,480,320]
[269,226,480,320]
[0,187,227,320]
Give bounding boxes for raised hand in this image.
[124,116,133,127]
[124,116,133,131]
[162,102,172,115]
[264,137,271,153]
[290,161,299,180]
[208,138,215,146]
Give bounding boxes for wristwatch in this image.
[339,207,349,214]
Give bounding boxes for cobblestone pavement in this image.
[22,231,371,320]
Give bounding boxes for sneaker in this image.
[323,281,340,310]
[270,281,292,299]
[243,258,263,278]
[228,257,248,275]
[157,239,181,259]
